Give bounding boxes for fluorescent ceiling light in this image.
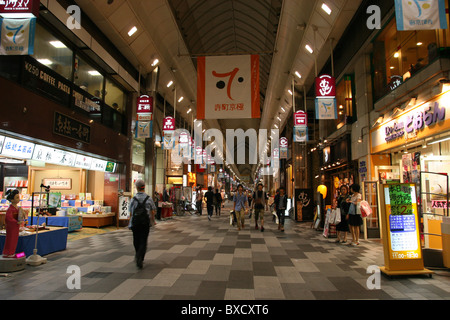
[295,71,302,79]
[88,70,101,76]
[281,107,286,113]
[128,26,138,37]
[288,89,293,95]
[178,97,184,103]
[151,59,159,67]
[428,136,450,145]
[321,3,332,15]
[49,41,67,48]
[38,59,53,66]
[417,42,423,46]
[394,52,400,58]
[187,108,192,114]
[305,45,314,54]
[167,80,173,87]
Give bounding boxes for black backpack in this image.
[132,196,150,227]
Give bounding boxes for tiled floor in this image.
[1,203,450,302]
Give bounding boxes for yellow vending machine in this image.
[378,183,433,277]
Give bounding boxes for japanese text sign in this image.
[294,110,307,127]
[0,0,40,17]
[395,0,447,31]
[136,95,153,121]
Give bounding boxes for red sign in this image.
[315,75,336,98]
[163,116,175,132]
[137,95,153,121]
[294,110,308,127]
[0,0,40,16]
[279,137,288,148]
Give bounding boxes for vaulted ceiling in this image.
[74,0,362,183]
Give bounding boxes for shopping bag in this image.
[360,200,372,218]
[334,208,341,224]
[348,203,356,215]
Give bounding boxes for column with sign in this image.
[379,183,432,276]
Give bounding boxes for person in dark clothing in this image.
[214,189,222,216]
[274,187,287,232]
[128,179,156,269]
[205,186,215,220]
[252,183,268,231]
[336,185,350,244]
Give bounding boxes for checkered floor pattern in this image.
[1,204,450,301]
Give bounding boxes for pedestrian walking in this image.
[252,183,268,232]
[128,179,156,269]
[196,187,203,215]
[214,189,222,216]
[205,186,214,220]
[274,187,287,232]
[233,184,248,231]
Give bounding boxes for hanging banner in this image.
[0,0,40,17]
[135,121,152,139]
[197,54,260,120]
[315,98,337,120]
[395,0,447,31]
[280,137,288,160]
[315,75,336,98]
[163,116,175,150]
[0,17,36,55]
[293,126,308,143]
[136,95,153,121]
[294,110,308,127]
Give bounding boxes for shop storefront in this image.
[370,88,450,251]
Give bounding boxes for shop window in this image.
[74,55,104,101]
[32,23,73,81]
[105,78,127,113]
[372,19,441,101]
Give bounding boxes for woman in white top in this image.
[346,184,362,246]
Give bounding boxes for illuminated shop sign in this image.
[384,102,445,142]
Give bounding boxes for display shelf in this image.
[81,212,115,228]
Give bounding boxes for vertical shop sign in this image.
[118,196,130,220]
[163,116,175,150]
[135,121,152,139]
[395,0,447,31]
[0,17,36,55]
[315,75,337,120]
[379,183,432,276]
[315,98,337,120]
[136,95,153,121]
[294,110,308,127]
[197,54,260,119]
[279,137,288,159]
[293,126,308,143]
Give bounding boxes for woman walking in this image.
[347,184,363,246]
[336,185,350,244]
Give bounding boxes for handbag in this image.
[360,200,372,217]
[348,203,356,215]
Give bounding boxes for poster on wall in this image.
[294,189,314,221]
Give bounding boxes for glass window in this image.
[74,55,104,100]
[105,78,126,113]
[372,19,439,101]
[32,23,73,80]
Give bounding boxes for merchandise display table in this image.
[28,215,83,232]
[161,205,173,219]
[81,212,115,228]
[0,227,68,257]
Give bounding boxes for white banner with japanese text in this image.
[395,0,448,30]
[0,17,36,55]
[197,55,260,119]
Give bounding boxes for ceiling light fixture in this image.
[178,97,184,103]
[128,26,138,37]
[37,59,52,66]
[88,70,101,76]
[167,80,173,87]
[305,45,314,54]
[151,59,159,67]
[49,41,66,48]
[321,3,332,15]
[187,108,192,114]
[295,71,302,79]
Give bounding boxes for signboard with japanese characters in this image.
[293,126,308,143]
[136,95,153,121]
[280,137,288,159]
[74,155,92,170]
[395,0,447,31]
[135,121,152,139]
[163,116,175,150]
[197,54,260,120]
[0,17,36,55]
[294,110,308,127]
[42,178,72,190]
[118,196,130,220]
[1,136,34,159]
[315,75,336,98]
[90,158,107,172]
[32,145,76,167]
[54,112,91,144]
[0,0,40,16]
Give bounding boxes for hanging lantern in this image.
[317,185,327,199]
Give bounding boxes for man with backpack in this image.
[252,183,268,232]
[128,179,156,269]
